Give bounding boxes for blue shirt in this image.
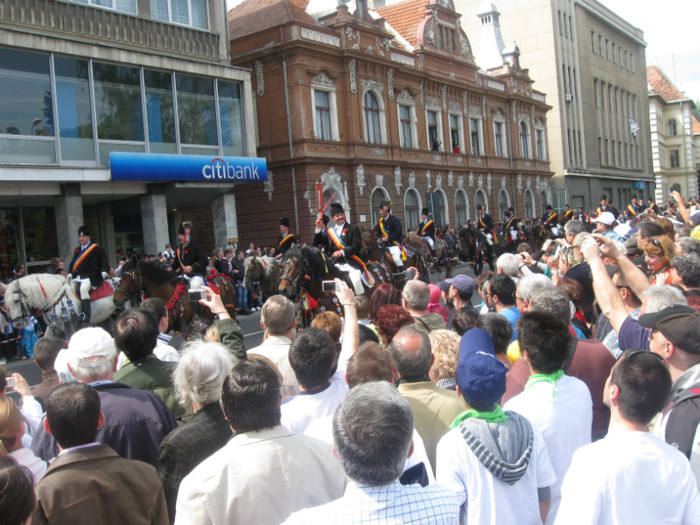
[500,306,522,343]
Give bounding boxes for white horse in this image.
[4,274,117,336]
[243,255,280,300]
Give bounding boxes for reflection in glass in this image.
[145,70,176,154]
[22,208,58,263]
[177,74,216,146]
[55,56,95,161]
[219,80,244,156]
[93,62,144,142]
[0,48,54,137]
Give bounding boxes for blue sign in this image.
[109,152,267,182]
[633,181,647,190]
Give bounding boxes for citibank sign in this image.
[109,152,268,182]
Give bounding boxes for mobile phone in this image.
[188,290,206,301]
[6,377,15,389]
[322,280,336,292]
[670,183,682,194]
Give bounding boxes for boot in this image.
[80,299,91,324]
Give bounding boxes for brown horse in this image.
[360,231,431,284]
[113,258,237,333]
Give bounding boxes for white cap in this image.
[592,212,615,226]
[67,327,116,362]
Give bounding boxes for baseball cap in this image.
[457,328,507,404]
[638,304,700,354]
[443,274,475,295]
[67,327,116,362]
[592,212,616,226]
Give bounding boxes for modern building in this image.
[647,65,700,202]
[455,0,654,212]
[228,0,552,248]
[0,0,258,277]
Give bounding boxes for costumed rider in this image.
[562,204,574,225]
[626,195,645,219]
[69,225,109,324]
[276,217,298,259]
[541,204,560,236]
[172,221,208,291]
[314,203,371,295]
[418,207,436,256]
[476,204,494,245]
[375,200,406,272]
[503,207,519,244]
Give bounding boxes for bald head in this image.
[388,325,432,378]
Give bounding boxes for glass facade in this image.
[0,47,246,166]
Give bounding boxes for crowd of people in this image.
[4,190,700,523]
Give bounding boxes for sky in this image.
[225,0,700,100]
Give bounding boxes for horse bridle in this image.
[11,279,71,331]
[118,268,182,303]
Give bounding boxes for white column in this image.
[212,193,238,249]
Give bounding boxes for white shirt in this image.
[555,430,700,525]
[281,371,348,434]
[248,335,298,399]
[9,447,47,484]
[436,420,556,525]
[504,374,592,525]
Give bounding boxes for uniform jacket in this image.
[172,241,208,276]
[69,242,109,287]
[33,444,168,525]
[376,213,403,244]
[278,233,298,255]
[477,212,493,231]
[418,219,436,239]
[313,222,363,261]
[32,382,177,467]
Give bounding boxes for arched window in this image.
[498,189,510,219]
[323,188,343,218]
[404,189,420,231]
[455,189,469,226]
[370,186,388,226]
[540,190,549,214]
[668,118,677,136]
[433,190,448,227]
[520,121,531,159]
[364,91,382,144]
[474,189,488,212]
[524,189,535,218]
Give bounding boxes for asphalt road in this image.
[4,260,483,390]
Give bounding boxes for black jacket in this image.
[69,242,109,287]
[172,242,208,276]
[314,222,363,260]
[376,214,403,244]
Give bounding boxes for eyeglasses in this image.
[649,238,662,249]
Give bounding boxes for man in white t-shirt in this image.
[504,312,592,525]
[436,328,555,525]
[556,349,700,525]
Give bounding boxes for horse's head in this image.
[3,279,26,327]
[113,259,138,308]
[279,251,302,299]
[244,256,261,290]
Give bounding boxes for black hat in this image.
[330,203,344,217]
[601,194,608,201]
[546,204,553,210]
[178,221,193,235]
[638,305,700,354]
[508,207,514,213]
[421,207,429,216]
[280,217,290,227]
[78,225,90,237]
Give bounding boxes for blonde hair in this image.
[204,323,220,343]
[643,235,676,267]
[0,398,22,456]
[428,329,461,383]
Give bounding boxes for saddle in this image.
[89,280,114,302]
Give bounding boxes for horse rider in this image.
[541,204,560,237]
[314,203,370,294]
[171,221,208,290]
[562,204,575,225]
[276,217,297,259]
[68,225,109,324]
[503,207,520,245]
[418,207,436,257]
[596,194,619,219]
[375,200,406,272]
[626,195,645,218]
[476,204,494,243]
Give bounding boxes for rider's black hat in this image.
[78,225,90,237]
[280,217,290,227]
[421,207,429,216]
[178,221,193,235]
[330,203,344,217]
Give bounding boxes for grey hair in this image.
[611,240,627,256]
[528,287,571,326]
[389,325,432,378]
[564,220,585,236]
[517,274,554,302]
[260,295,296,335]
[332,381,413,486]
[402,280,430,310]
[677,237,700,257]
[672,255,700,288]
[69,355,115,383]
[496,253,520,277]
[572,232,591,247]
[642,284,687,313]
[174,341,236,408]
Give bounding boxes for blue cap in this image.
[457,328,507,404]
[443,274,475,294]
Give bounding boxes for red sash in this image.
[327,227,372,280]
[72,243,99,273]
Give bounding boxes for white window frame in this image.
[66,0,137,14]
[370,186,390,226]
[311,83,339,141]
[448,113,464,153]
[535,127,547,160]
[469,117,484,156]
[150,0,209,29]
[426,108,443,150]
[455,189,470,224]
[519,120,531,159]
[524,188,535,218]
[475,188,488,213]
[404,188,422,231]
[493,118,507,157]
[363,89,386,145]
[397,100,417,149]
[498,189,511,218]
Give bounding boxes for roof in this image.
[228,0,316,40]
[647,65,689,103]
[376,0,429,47]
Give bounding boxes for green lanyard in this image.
[450,405,508,429]
[524,369,564,399]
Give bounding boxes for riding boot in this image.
[80,299,91,324]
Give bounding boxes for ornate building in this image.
[648,66,700,201]
[229,0,552,247]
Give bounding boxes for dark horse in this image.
[278,244,392,326]
[360,231,431,284]
[403,233,453,279]
[113,258,237,333]
[458,225,494,275]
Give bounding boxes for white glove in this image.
[67,274,73,280]
[101,272,109,279]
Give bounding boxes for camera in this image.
[670,183,682,194]
[321,280,337,292]
[6,377,15,389]
[403,269,416,280]
[188,290,207,301]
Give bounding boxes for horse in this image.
[4,274,117,338]
[458,225,494,275]
[403,233,451,280]
[113,258,237,333]
[243,255,281,302]
[278,244,392,327]
[360,231,430,285]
